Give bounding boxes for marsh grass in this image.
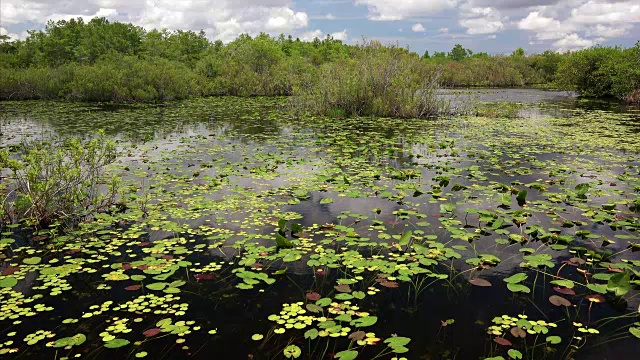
[292,41,449,119]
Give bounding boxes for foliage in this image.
[0,97,639,358]
[555,42,640,100]
[293,40,447,118]
[424,42,639,101]
[0,18,351,102]
[0,132,119,227]
[0,18,638,105]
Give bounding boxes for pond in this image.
[0,93,639,360]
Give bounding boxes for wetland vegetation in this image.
[0,18,639,109]
[1,16,640,360]
[1,93,640,359]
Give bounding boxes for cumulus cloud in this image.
[411,23,425,32]
[355,0,459,21]
[466,0,562,10]
[570,0,640,25]
[517,11,574,40]
[586,24,633,37]
[331,29,349,41]
[553,33,595,52]
[459,6,504,34]
[516,1,640,50]
[0,0,311,43]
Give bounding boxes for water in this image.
[0,92,639,360]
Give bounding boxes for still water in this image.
[0,91,639,360]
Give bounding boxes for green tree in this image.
[512,47,525,57]
[448,44,469,61]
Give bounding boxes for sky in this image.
[1,0,639,54]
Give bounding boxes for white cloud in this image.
[439,27,449,33]
[0,0,310,43]
[517,11,574,40]
[516,1,639,50]
[459,6,504,34]
[300,29,323,41]
[331,29,348,41]
[355,0,459,21]
[586,24,633,37]
[0,26,26,40]
[570,0,640,25]
[411,23,425,32]
[553,33,594,52]
[518,11,561,32]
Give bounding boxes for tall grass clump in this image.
[294,40,447,118]
[0,132,120,228]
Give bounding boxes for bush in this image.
[555,43,640,100]
[194,34,317,97]
[0,56,204,102]
[0,65,75,100]
[293,41,447,118]
[437,57,531,87]
[0,132,120,228]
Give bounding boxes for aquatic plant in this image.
[292,40,448,119]
[0,97,638,359]
[0,131,119,228]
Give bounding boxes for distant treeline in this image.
[0,17,638,106]
[425,44,640,103]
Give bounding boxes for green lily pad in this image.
[0,277,18,288]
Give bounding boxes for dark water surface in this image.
[0,93,639,360]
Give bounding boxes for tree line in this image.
[0,17,638,104]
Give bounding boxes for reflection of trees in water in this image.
[0,98,285,146]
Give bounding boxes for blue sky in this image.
[1,0,638,54]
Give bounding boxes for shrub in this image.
[293,41,447,118]
[0,65,75,100]
[555,44,640,100]
[437,57,530,87]
[0,132,120,228]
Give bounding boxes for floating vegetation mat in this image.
[0,97,639,359]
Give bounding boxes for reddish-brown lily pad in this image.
[143,328,161,337]
[1,266,20,276]
[494,337,512,346]
[549,295,572,307]
[510,327,526,338]
[469,278,492,287]
[194,273,215,281]
[553,287,576,295]
[379,281,399,288]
